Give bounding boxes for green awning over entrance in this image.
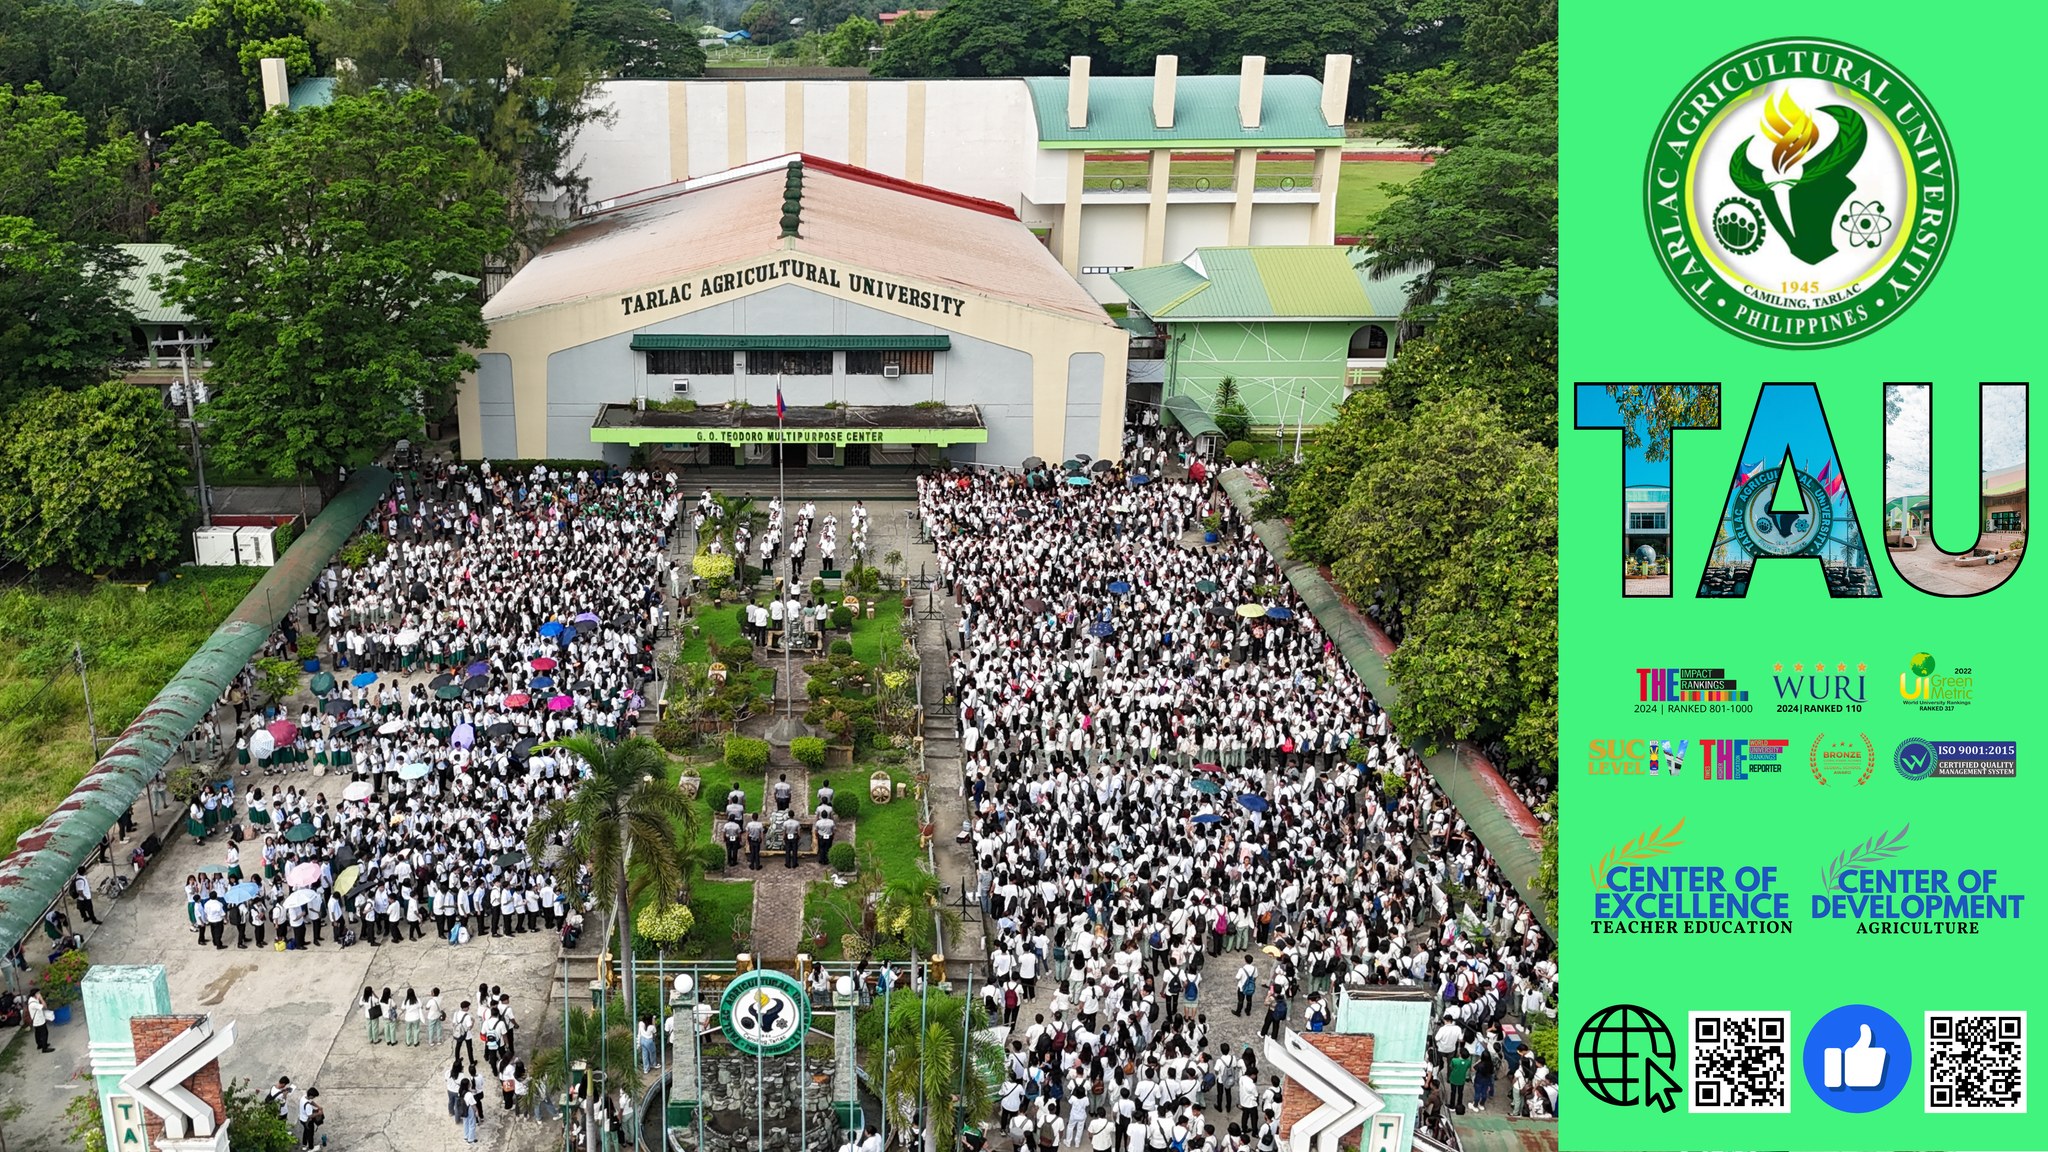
[1162,393,1222,439]
[629,334,952,351]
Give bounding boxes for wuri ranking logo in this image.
[1645,38,1955,347]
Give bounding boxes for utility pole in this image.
[153,335,215,526]
[75,642,101,756]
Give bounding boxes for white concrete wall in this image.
[1077,203,1147,302]
[1248,203,1315,246]
[578,83,672,200]
[1162,203,1232,266]
[805,83,852,164]
[921,81,1035,204]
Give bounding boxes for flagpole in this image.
[880,966,893,1150]
[780,373,793,728]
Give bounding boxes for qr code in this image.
[1926,1012,2027,1113]
[1687,1011,1789,1112]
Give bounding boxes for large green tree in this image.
[0,1,246,145]
[0,84,153,241]
[525,734,695,1043]
[182,0,328,110]
[856,992,999,1146]
[154,92,510,497]
[0,215,135,408]
[572,0,707,76]
[818,13,879,67]
[0,381,193,573]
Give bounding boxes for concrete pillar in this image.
[1228,149,1257,245]
[1059,150,1085,274]
[1238,56,1266,129]
[84,965,173,1152]
[1152,56,1178,129]
[1067,56,1090,129]
[258,58,290,112]
[1311,147,1343,241]
[1321,54,1353,127]
[1143,148,1171,265]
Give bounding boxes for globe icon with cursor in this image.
[1574,1004,1683,1111]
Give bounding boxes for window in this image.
[1628,512,1668,531]
[845,350,936,375]
[1348,324,1391,360]
[746,350,833,375]
[646,349,734,375]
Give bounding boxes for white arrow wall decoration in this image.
[1264,1028,1388,1152]
[118,1019,236,1147]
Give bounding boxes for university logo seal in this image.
[1645,38,1955,347]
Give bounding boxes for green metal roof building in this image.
[1113,246,1418,436]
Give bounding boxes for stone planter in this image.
[825,743,855,768]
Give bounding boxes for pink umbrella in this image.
[504,693,531,707]
[286,862,324,888]
[531,657,557,671]
[267,720,299,747]
[547,695,573,711]
[451,723,475,749]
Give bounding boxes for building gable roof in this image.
[485,154,1111,327]
[114,243,192,325]
[1112,246,1417,322]
[1024,74,1341,146]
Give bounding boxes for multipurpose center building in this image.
[382,52,1380,466]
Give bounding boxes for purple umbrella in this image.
[451,723,475,749]
[466,661,490,676]
[573,612,601,624]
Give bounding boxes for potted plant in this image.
[297,634,322,671]
[43,948,92,1025]
[1202,513,1223,544]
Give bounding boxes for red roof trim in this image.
[793,153,1019,220]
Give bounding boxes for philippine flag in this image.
[776,386,786,422]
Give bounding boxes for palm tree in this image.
[529,1005,642,1106]
[711,492,758,556]
[527,734,698,1032]
[855,991,998,1145]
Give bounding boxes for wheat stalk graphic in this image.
[1821,823,1911,891]
[1589,818,1687,889]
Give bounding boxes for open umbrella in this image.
[512,737,537,760]
[1194,763,1221,773]
[400,761,432,780]
[530,657,557,672]
[539,621,564,638]
[267,720,298,747]
[351,672,378,689]
[1021,598,1047,614]
[1130,473,1151,486]
[224,881,262,905]
[496,850,524,867]
[334,845,358,870]
[1235,603,1266,618]
[1265,605,1294,620]
[451,723,475,749]
[338,721,371,737]
[464,674,489,693]
[1089,458,1115,473]
[466,661,491,677]
[377,719,407,735]
[1202,604,1231,618]
[395,628,419,648]
[529,676,555,691]
[1192,813,1223,824]
[547,695,573,711]
[341,780,373,802]
[334,865,362,896]
[430,673,455,689]
[284,823,316,842]
[286,862,324,887]
[1236,794,1270,813]
[572,681,596,693]
[1066,474,1092,487]
[1107,581,1132,596]
[409,581,429,603]
[501,694,530,709]
[1190,779,1222,795]
[282,889,320,910]
[248,730,276,761]
[1195,579,1219,594]
[1062,458,1082,472]
[322,699,352,716]
[1074,453,1092,464]
[310,671,336,696]
[435,684,463,700]
[1022,455,1046,470]
[560,625,578,643]
[573,612,601,624]
[485,721,516,738]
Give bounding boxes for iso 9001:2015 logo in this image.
[1644,38,1955,347]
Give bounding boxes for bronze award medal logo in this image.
[1809,732,1876,785]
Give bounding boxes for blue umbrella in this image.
[224,881,262,905]
[561,625,578,643]
[529,676,555,690]
[399,762,432,781]
[1130,474,1151,486]
[1192,813,1223,825]
[1066,474,1092,487]
[350,672,378,688]
[1265,606,1294,620]
[1237,793,1270,813]
[1190,779,1222,795]
[1107,581,1132,596]
[465,661,490,676]
[538,621,564,638]
[1090,620,1114,638]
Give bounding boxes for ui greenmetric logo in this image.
[1645,38,1955,347]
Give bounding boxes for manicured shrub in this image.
[791,737,827,769]
[1224,440,1255,465]
[829,639,854,657]
[829,841,857,873]
[723,735,770,774]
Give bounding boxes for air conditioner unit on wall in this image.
[882,365,902,379]
[671,378,689,394]
[744,443,770,462]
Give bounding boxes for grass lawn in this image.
[676,590,903,673]
[0,569,264,851]
[802,762,924,960]
[686,879,756,961]
[1334,159,1430,237]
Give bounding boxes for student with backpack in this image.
[1233,957,1257,1017]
